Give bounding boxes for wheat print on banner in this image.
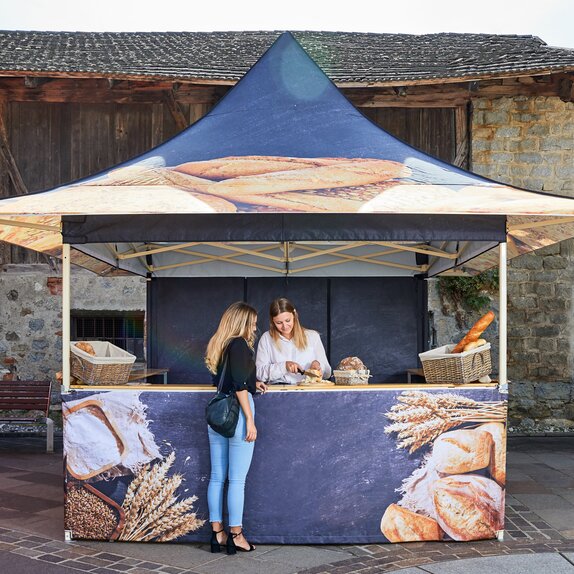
[380,390,508,543]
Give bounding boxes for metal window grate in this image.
[72,312,145,361]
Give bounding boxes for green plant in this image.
[438,269,498,326]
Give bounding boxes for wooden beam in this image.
[454,104,469,168]
[0,102,28,196]
[559,78,574,103]
[24,76,52,88]
[163,90,189,132]
[0,77,223,105]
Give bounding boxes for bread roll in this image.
[431,428,493,474]
[478,422,507,485]
[452,311,495,353]
[380,504,443,542]
[75,342,96,356]
[433,474,504,541]
[463,338,487,352]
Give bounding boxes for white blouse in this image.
[256,329,332,385]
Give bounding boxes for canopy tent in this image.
[1,32,574,279]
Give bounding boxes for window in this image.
[71,311,145,361]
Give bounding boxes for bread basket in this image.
[333,369,371,386]
[418,343,491,384]
[70,341,136,385]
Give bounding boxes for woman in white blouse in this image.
[256,297,331,385]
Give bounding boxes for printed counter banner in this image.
[62,387,507,544]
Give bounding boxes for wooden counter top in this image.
[68,382,499,392]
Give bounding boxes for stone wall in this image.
[0,265,146,383]
[428,95,574,432]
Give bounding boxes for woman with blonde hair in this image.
[205,301,267,554]
[256,297,331,385]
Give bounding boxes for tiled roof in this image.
[0,30,573,84]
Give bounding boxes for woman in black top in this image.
[205,302,267,554]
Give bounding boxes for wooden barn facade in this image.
[1,30,574,265]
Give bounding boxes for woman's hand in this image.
[256,381,268,394]
[286,361,303,374]
[245,419,257,442]
[310,360,323,376]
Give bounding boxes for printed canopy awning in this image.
[1,33,574,277]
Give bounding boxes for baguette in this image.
[207,160,409,198]
[452,311,495,354]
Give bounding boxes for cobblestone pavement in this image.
[0,435,573,574]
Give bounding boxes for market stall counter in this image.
[63,382,507,544]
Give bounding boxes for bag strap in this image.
[216,346,231,393]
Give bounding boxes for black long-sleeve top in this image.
[212,337,257,395]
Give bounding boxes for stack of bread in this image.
[381,422,506,542]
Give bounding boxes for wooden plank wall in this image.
[0,100,463,264]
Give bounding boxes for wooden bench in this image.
[0,380,54,452]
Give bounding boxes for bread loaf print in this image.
[478,422,507,485]
[433,474,504,541]
[380,503,443,542]
[431,428,493,474]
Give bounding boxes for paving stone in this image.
[56,560,99,571]
[423,553,574,574]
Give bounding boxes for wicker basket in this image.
[333,369,371,386]
[70,341,136,385]
[419,343,492,384]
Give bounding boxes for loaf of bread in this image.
[433,474,504,541]
[380,503,443,542]
[478,422,507,485]
[463,338,487,352]
[431,429,493,474]
[337,356,366,371]
[452,311,495,354]
[75,342,96,356]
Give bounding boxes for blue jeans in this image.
[207,393,255,526]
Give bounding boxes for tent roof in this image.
[1,32,574,278]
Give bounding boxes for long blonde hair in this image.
[269,297,308,351]
[205,302,257,374]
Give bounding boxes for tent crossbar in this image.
[290,242,373,262]
[150,256,283,274]
[293,243,427,273]
[508,216,574,232]
[129,242,153,273]
[202,242,284,262]
[0,218,60,233]
[373,241,459,260]
[152,243,280,265]
[117,242,201,260]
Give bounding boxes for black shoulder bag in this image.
[205,348,240,437]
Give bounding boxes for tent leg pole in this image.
[499,242,507,386]
[62,243,71,393]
